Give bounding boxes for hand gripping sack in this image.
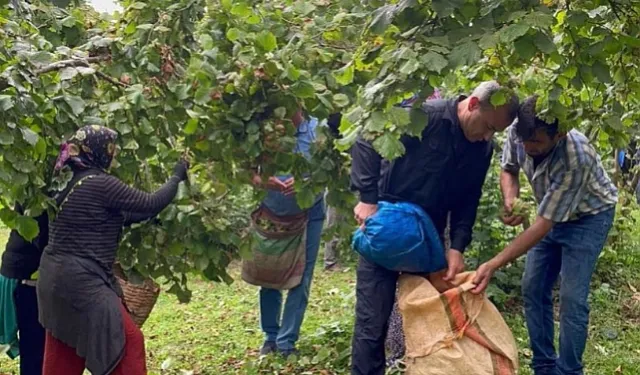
[241,205,307,290]
[398,272,519,375]
[351,201,446,273]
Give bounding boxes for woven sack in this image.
[241,205,308,290]
[398,272,519,375]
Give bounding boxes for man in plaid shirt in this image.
[472,96,618,375]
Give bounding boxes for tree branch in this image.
[31,55,128,89]
[95,71,128,88]
[33,56,109,75]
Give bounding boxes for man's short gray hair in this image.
[471,80,520,122]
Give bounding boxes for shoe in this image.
[324,263,342,272]
[278,347,300,358]
[259,341,277,355]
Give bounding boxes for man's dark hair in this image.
[515,95,559,141]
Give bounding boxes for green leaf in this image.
[522,11,556,28]
[286,65,300,80]
[274,107,287,119]
[592,61,611,84]
[389,107,411,126]
[123,139,139,150]
[226,28,242,41]
[140,119,154,135]
[230,3,252,17]
[606,116,623,131]
[193,87,211,105]
[116,122,132,135]
[421,52,448,73]
[184,118,199,135]
[399,58,420,75]
[449,41,481,67]
[107,101,124,112]
[60,67,79,80]
[28,51,54,65]
[64,96,85,116]
[199,34,214,50]
[124,23,136,35]
[35,137,47,157]
[0,95,13,111]
[130,2,147,9]
[0,131,14,145]
[195,255,210,271]
[333,64,354,86]
[136,24,154,31]
[246,14,261,24]
[365,112,387,132]
[61,16,76,27]
[293,2,316,16]
[291,81,316,98]
[369,5,396,34]
[373,133,406,160]
[514,36,536,60]
[21,128,39,146]
[126,85,144,106]
[333,94,349,108]
[407,108,429,137]
[478,33,499,49]
[533,32,556,53]
[16,216,39,242]
[255,31,277,52]
[432,0,464,17]
[498,23,530,43]
[490,91,507,107]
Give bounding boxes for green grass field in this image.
[0,228,638,374]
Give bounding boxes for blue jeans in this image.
[522,208,614,375]
[259,197,325,350]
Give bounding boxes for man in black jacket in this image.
[1,204,48,375]
[349,81,520,375]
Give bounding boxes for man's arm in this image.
[500,170,524,226]
[472,215,553,293]
[493,216,553,268]
[445,145,493,280]
[473,163,589,294]
[449,146,493,253]
[500,126,524,225]
[351,135,382,224]
[500,170,520,205]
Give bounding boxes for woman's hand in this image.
[173,158,190,181]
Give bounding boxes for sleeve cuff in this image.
[501,164,520,175]
[359,190,379,205]
[450,236,469,253]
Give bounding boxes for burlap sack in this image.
[241,206,307,290]
[398,272,519,375]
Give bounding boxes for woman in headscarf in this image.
[36,125,189,375]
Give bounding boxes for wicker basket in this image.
[113,263,160,328]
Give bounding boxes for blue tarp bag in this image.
[351,201,446,273]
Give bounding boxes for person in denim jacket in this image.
[251,110,326,357]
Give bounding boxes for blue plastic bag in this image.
[351,201,446,274]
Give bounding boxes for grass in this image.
[0,228,639,375]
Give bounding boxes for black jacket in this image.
[1,204,49,280]
[350,97,493,252]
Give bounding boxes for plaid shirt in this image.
[501,127,617,222]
